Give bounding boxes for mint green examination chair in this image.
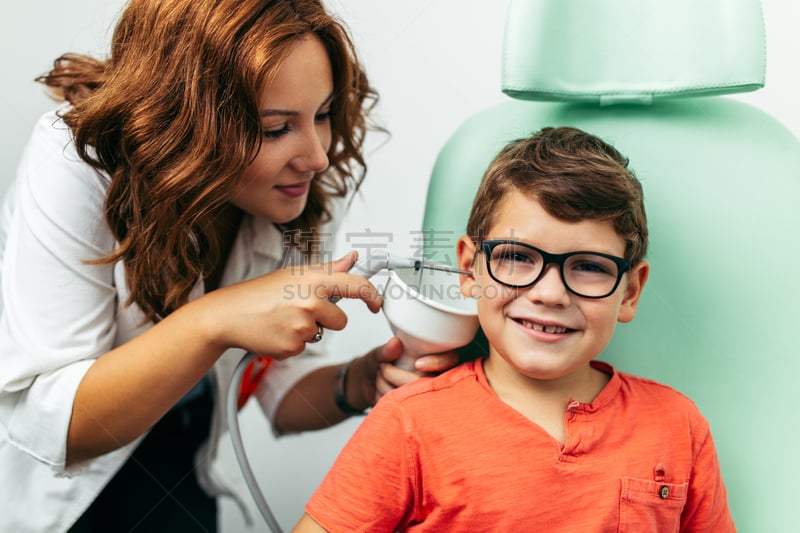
[421,1,800,529]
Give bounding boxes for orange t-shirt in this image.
[306,359,735,532]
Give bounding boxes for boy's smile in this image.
[457,191,649,395]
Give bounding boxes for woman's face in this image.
[233,34,334,223]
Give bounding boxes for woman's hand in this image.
[348,338,461,408]
[193,251,383,359]
[68,251,382,463]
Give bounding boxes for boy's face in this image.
[456,191,649,383]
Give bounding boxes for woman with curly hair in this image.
[0,1,455,530]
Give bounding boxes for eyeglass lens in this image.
[485,241,624,298]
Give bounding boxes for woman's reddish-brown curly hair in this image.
[37,0,379,322]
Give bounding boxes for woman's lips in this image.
[275,181,311,198]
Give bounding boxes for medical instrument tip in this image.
[412,260,472,276]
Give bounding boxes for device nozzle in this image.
[412,259,472,276]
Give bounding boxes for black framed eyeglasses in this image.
[479,240,631,299]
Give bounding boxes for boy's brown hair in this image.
[466,126,648,264]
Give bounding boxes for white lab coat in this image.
[0,109,341,531]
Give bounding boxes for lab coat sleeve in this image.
[253,341,330,435]
[0,113,118,474]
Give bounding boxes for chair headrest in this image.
[502,0,766,104]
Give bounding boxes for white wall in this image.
[1,2,797,532]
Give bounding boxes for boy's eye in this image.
[569,257,615,276]
[493,247,539,266]
[497,251,534,263]
[489,246,541,282]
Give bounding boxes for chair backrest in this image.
[422,1,799,529]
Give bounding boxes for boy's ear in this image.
[618,260,650,323]
[456,236,478,298]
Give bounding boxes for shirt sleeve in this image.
[0,112,118,473]
[680,418,737,532]
[305,394,416,533]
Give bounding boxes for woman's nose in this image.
[294,124,330,173]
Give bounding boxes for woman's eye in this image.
[263,124,290,139]
[315,110,332,123]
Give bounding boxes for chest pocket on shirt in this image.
[618,476,688,533]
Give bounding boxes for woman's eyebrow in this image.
[260,91,335,117]
[261,109,298,117]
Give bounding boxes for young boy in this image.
[293,127,735,532]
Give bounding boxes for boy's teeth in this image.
[522,320,567,334]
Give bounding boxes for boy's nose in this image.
[524,264,570,306]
